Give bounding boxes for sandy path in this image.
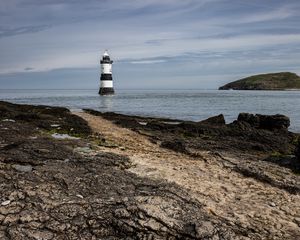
[75,112,300,238]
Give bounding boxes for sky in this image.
[0,0,300,89]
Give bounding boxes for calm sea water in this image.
[0,89,300,132]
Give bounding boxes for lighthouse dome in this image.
[103,50,109,57]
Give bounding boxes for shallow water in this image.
[1,89,300,132]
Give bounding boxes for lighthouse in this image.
[99,50,114,95]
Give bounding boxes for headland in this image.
[219,72,300,90]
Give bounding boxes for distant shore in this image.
[219,72,300,90]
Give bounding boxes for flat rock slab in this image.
[12,164,33,173]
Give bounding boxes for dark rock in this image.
[199,114,226,125]
[296,140,300,161]
[114,119,139,129]
[146,121,167,131]
[0,101,92,136]
[160,139,187,153]
[258,114,290,130]
[237,113,290,130]
[179,122,205,137]
[237,113,260,128]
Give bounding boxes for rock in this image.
[237,113,290,130]
[200,114,226,125]
[258,114,290,130]
[76,194,84,199]
[195,221,215,238]
[296,140,300,161]
[294,217,300,226]
[12,164,33,173]
[160,139,187,153]
[114,208,131,218]
[2,119,16,122]
[238,113,260,128]
[51,133,79,140]
[74,147,93,154]
[1,200,11,206]
[269,202,276,207]
[37,148,51,154]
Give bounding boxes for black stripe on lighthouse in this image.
[100,74,113,80]
[99,50,115,95]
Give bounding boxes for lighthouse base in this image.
[99,87,115,95]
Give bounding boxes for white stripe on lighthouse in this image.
[101,80,113,88]
[101,64,112,74]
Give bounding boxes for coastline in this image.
[0,101,300,239]
[219,88,300,91]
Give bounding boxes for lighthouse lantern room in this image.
[99,50,114,95]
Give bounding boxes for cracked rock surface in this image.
[1,101,300,239]
[0,102,243,239]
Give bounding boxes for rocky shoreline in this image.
[1,101,300,239]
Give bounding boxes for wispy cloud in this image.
[0,25,50,38]
[235,5,297,24]
[130,60,166,64]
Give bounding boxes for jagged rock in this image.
[258,114,290,130]
[238,113,260,128]
[237,113,290,130]
[200,114,226,125]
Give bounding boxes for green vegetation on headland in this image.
[219,72,300,90]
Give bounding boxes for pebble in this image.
[1,200,11,206]
[269,202,276,207]
[76,194,84,199]
[275,223,282,230]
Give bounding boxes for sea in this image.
[0,89,300,132]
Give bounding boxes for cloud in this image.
[130,60,166,64]
[24,67,34,71]
[235,5,297,24]
[0,0,300,89]
[0,25,50,38]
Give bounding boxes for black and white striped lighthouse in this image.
[99,50,114,95]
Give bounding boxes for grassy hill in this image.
[219,72,300,90]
